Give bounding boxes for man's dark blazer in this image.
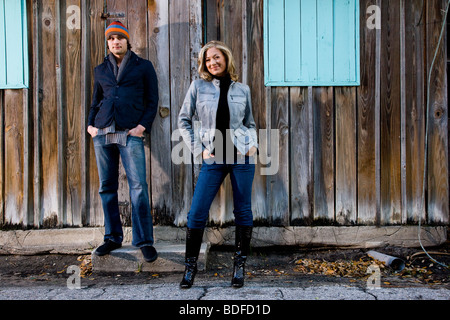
[88,51,159,132]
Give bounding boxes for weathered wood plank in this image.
[357,0,378,225]
[405,0,426,223]
[0,90,3,225]
[219,0,243,80]
[313,87,334,223]
[22,88,31,228]
[169,0,193,225]
[40,0,59,227]
[268,87,289,226]
[80,0,90,226]
[289,87,312,225]
[55,0,64,227]
[335,87,357,225]
[426,0,449,224]
[380,0,402,225]
[64,0,82,226]
[22,2,34,228]
[31,0,41,228]
[3,90,25,225]
[106,0,126,26]
[148,0,173,225]
[245,0,267,224]
[400,0,407,224]
[86,0,104,227]
[127,0,147,58]
[189,0,203,192]
[205,0,219,42]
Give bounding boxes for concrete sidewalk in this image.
[1,226,447,255]
[91,242,209,273]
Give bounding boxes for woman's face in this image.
[205,47,227,77]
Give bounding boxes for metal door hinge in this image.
[101,12,125,20]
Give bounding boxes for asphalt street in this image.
[0,246,448,319]
[0,277,449,319]
[0,277,449,301]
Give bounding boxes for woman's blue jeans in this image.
[93,135,154,247]
[187,156,255,229]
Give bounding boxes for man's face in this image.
[107,34,128,57]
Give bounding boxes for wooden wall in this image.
[0,0,448,230]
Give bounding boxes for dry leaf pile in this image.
[77,255,92,277]
[294,258,384,278]
[293,254,449,286]
[74,250,449,286]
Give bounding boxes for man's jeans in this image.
[93,135,154,247]
[187,156,255,229]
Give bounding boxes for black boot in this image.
[180,228,204,289]
[231,225,252,288]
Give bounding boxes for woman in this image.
[178,41,258,289]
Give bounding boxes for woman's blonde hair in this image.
[198,41,239,82]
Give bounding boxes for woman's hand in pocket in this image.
[203,149,215,160]
[246,146,257,157]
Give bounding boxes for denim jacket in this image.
[178,78,258,158]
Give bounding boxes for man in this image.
[88,21,159,262]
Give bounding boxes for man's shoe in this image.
[141,246,158,262]
[94,240,122,256]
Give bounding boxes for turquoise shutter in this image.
[0,0,29,89]
[264,0,360,86]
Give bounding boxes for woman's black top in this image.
[212,74,238,162]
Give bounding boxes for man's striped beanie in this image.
[105,21,130,41]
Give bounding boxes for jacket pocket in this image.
[131,102,145,111]
[196,93,216,122]
[94,100,113,126]
[197,92,215,102]
[229,94,246,119]
[230,94,246,102]
[232,125,254,146]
